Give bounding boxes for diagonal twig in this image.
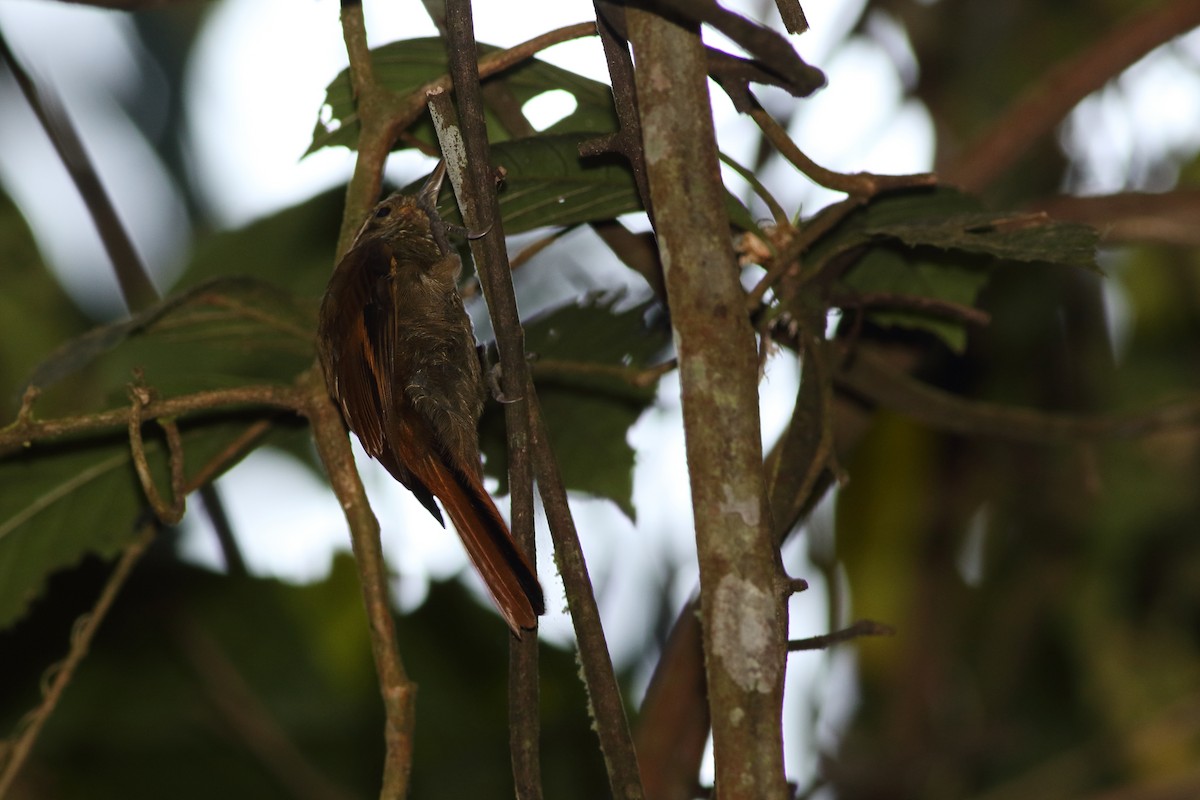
[0,524,156,797]
[0,26,158,312]
[944,0,1200,192]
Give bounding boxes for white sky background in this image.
[2,0,1199,789]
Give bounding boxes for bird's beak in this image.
[419,160,448,212]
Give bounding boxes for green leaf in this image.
[0,279,315,628]
[0,417,308,630]
[172,188,342,302]
[28,278,315,412]
[409,134,645,234]
[307,38,619,157]
[402,133,757,236]
[865,211,1100,269]
[810,187,1099,269]
[841,246,992,353]
[0,191,92,417]
[479,293,671,521]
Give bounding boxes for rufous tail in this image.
[419,454,544,634]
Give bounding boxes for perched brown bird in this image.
[317,164,544,634]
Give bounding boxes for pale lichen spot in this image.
[720,483,760,528]
[712,575,778,693]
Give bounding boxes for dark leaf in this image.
[480,293,671,521]
[807,187,1100,351]
[0,279,314,628]
[172,188,342,302]
[28,278,315,411]
[0,191,91,417]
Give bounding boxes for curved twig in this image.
[750,107,936,197]
[127,382,186,525]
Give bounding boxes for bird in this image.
[317,163,544,634]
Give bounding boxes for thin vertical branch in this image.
[301,368,414,800]
[429,8,545,796]
[626,7,788,799]
[526,382,645,799]
[437,1,644,795]
[329,5,429,797]
[634,597,709,800]
[337,0,398,258]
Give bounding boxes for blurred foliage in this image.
[0,549,607,799]
[822,3,1200,799]
[0,0,1199,798]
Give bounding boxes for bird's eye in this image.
[374,205,392,219]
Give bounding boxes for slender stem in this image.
[1027,189,1200,247]
[834,344,1200,442]
[0,525,156,798]
[750,106,936,197]
[744,196,862,312]
[787,619,895,652]
[832,290,993,328]
[0,384,302,457]
[302,367,415,800]
[200,483,247,576]
[435,6,547,796]
[170,615,357,800]
[526,382,645,799]
[719,151,790,230]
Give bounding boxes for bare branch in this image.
[171,616,357,800]
[0,384,302,457]
[788,619,896,652]
[526,382,645,799]
[1028,189,1200,247]
[835,344,1200,442]
[750,107,936,197]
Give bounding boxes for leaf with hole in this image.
[307,38,618,156]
